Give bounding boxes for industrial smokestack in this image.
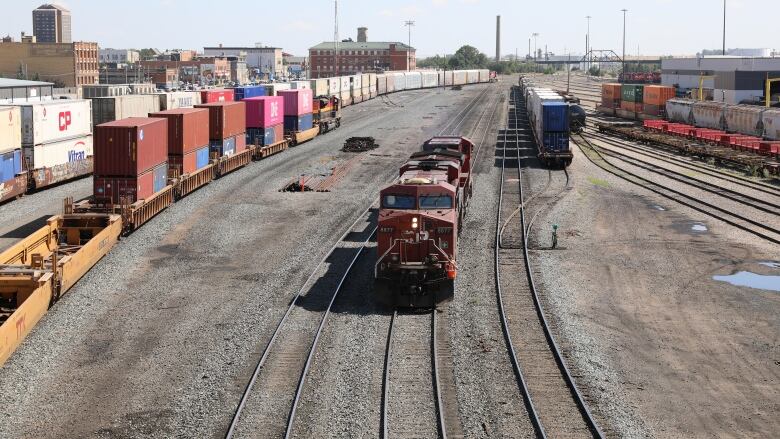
[358,27,367,42]
[496,15,501,61]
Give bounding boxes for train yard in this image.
[0,73,778,439]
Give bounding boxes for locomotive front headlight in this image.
[411,217,418,229]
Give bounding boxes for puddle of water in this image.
[713,271,780,292]
[653,205,666,211]
[758,261,780,269]
[691,224,707,232]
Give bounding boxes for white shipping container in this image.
[265,83,292,96]
[340,77,351,93]
[761,109,780,140]
[290,81,311,90]
[25,134,92,170]
[310,79,329,96]
[453,71,467,86]
[328,78,340,95]
[0,107,21,154]
[15,100,92,146]
[405,72,422,89]
[352,87,363,99]
[724,105,766,137]
[421,72,438,88]
[466,70,479,84]
[159,91,201,110]
[340,91,352,106]
[351,75,362,90]
[91,95,160,126]
[392,73,406,91]
[478,69,490,83]
[666,99,695,124]
[692,101,726,130]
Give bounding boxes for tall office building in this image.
[32,4,71,43]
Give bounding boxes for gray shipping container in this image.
[81,84,131,98]
[91,95,161,126]
[129,83,157,94]
[157,91,202,110]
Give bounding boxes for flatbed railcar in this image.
[520,80,574,167]
[375,137,474,308]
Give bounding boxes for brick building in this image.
[308,33,415,78]
[140,57,230,85]
[0,40,98,87]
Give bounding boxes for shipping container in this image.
[384,74,395,93]
[0,107,21,154]
[169,144,210,175]
[11,100,92,146]
[278,89,313,116]
[309,79,329,97]
[195,101,246,140]
[129,83,157,95]
[209,135,237,157]
[643,104,664,117]
[761,109,780,140]
[94,163,167,204]
[692,101,726,130]
[724,105,766,137]
[621,84,644,103]
[196,145,210,169]
[245,96,284,128]
[376,74,388,95]
[283,113,314,132]
[453,71,467,86]
[340,91,352,106]
[290,81,311,90]
[600,83,622,108]
[24,134,92,172]
[81,84,130,98]
[328,78,340,95]
[265,83,292,96]
[200,89,235,103]
[149,108,210,155]
[361,86,370,100]
[350,75,362,90]
[158,91,202,110]
[0,149,22,182]
[405,72,422,90]
[643,85,676,107]
[351,86,363,102]
[466,70,479,84]
[391,73,406,91]
[246,124,283,146]
[91,95,160,126]
[232,86,267,101]
[421,72,438,88]
[478,69,490,83]
[666,99,695,124]
[94,117,168,177]
[621,101,643,113]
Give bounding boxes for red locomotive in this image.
[374,136,475,307]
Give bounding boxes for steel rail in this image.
[575,134,780,245]
[431,309,447,439]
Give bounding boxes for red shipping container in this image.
[93,163,167,204]
[149,108,210,155]
[245,96,284,128]
[195,102,246,140]
[234,133,247,153]
[278,89,313,116]
[169,149,199,174]
[200,89,235,103]
[94,117,168,177]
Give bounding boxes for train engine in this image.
[313,95,341,134]
[375,137,474,307]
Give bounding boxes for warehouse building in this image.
[0,40,98,87]
[308,27,416,78]
[0,78,54,104]
[203,45,283,79]
[662,56,780,104]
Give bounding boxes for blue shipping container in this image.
[234,86,267,101]
[543,132,570,152]
[283,113,314,132]
[195,146,210,169]
[246,126,276,146]
[542,102,569,133]
[0,150,22,182]
[153,164,168,193]
[209,136,236,157]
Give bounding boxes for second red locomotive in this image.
[374,136,474,307]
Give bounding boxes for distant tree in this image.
[418,55,448,69]
[447,45,488,69]
[137,48,157,60]
[588,66,602,76]
[31,72,40,81]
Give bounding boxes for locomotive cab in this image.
[375,177,459,308]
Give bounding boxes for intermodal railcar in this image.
[520,79,573,167]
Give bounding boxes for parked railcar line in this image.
[584,130,780,217]
[495,86,604,438]
[574,134,780,245]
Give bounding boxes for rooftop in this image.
[204,46,280,51]
[0,78,54,87]
[310,41,414,51]
[35,3,70,12]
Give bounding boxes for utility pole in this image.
[621,9,628,76]
[532,33,539,73]
[495,15,501,62]
[528,38,531,60]
[334,0,339,78]
[404,20,415,71]
[722,0,726,55]
[586,15,592,72]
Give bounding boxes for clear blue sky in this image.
[1,0,776,57]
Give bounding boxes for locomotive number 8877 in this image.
[374,137,474,307]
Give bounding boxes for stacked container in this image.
[339,77,352,105]
[93,117,168,204]
[91,95,161,126]
[0,107,24,201]
[158,91,202,110]
[328,78,340,97]
[376,74,388,95]
[195,102,247,157]
[13,100,94,189]
[232,86,267,101]
[621,85,644,113]
[149,108,210,175]
[200,89,235,103]
[601,84,622,108]
[351,75,363,104]
[421,71,438,88]
[278,89,313,133]
[309,79,329,97]
[361,74,370,101]
[369,73,378,98]
[290,81,311,90]
[643,85,676,116]
[245,96,285,146]
[264,83,291,96]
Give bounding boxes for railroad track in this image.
[574,134,780,245]
[583,129,780,216]
[495,87,604,438]
[584,123,780,198]
[224,84,500,438]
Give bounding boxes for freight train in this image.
[375,136,474,307]
[0,69,493,366]
[519,78,574,167]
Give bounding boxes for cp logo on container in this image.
[58,111,72,131]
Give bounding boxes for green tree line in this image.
[417,45,561,75]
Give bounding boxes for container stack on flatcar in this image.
[232,85,267,102]
[200,89,234,103]
[196,101,246,159]
[522,82,573,167]
[375,136,475,307]
[156,91,202,110]
[245,96,285,147]
[279,89,318,145]
[91,94,161,126]
[0,107,25,203]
